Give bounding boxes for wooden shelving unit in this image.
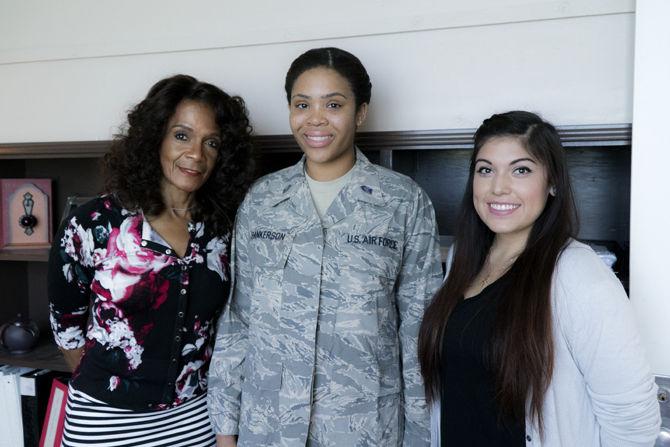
[0,142,106,371]
[0,127,633,371]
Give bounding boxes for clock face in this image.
[1,179,52,249]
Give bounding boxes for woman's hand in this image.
[216,434,237,447]
[60,347,84,372]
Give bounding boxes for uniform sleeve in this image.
[396,187,443,446]
[207,196,253,435]
[556,250,661,446]
[47,214,96,349]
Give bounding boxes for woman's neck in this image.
[305,147,356,181]
[160,182,195,217]
[489,231,529,262]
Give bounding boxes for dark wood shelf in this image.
[0,124,632,159]
[256,124,633,153]
[0,141,109,159]
[0,248,50,262]
[0,337,70,372]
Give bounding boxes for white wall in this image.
[0,0,634,142]
[631,0,670,376]
[0,0,633,64]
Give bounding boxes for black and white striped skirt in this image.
[61,386,216,447]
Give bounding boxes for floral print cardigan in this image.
[48,196,230,410]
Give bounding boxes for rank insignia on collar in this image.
[361,185,373,194]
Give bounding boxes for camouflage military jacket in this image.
[208,149,443,446]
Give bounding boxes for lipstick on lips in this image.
[177,166,202,176]
[488,202,520,216]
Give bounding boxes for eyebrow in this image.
[170,123,220,138]
[475,157,537,165]
[291,92,348,100]
[510,157,537,165]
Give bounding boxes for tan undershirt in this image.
[305,167,354,220]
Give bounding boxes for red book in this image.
[39,377,68,447]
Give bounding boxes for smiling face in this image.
[159,100,220,201]
[473,136,551,245]
[289,67,368,180]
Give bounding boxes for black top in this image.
[440,276,525,446]
[48,196,231,410]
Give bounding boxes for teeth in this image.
[490,203,519,211]
[306,135,331,141]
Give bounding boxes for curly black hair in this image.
[103,74,255,237]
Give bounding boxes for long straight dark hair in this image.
[418,111,578,432]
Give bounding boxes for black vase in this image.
[0,313,40,354]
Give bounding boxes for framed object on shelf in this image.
[0,178,53,250]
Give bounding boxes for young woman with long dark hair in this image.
[418,111,660,446]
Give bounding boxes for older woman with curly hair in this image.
[47,74,255,447]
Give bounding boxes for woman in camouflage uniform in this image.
[208,48,443,446]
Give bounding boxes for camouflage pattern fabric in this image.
[208,149,443,446]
